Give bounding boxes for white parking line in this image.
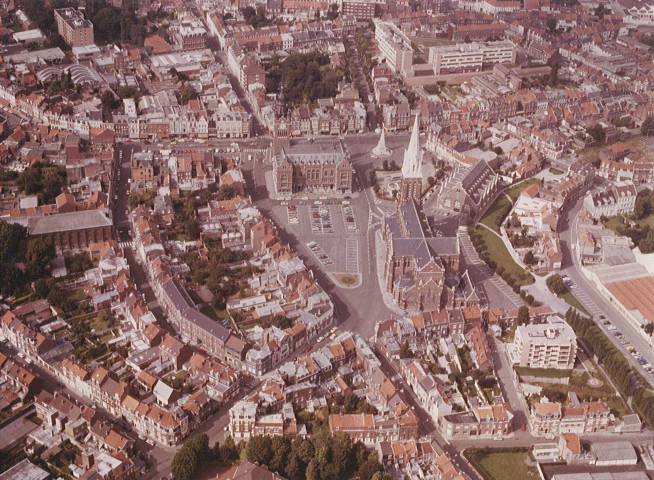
[345,237,359,274]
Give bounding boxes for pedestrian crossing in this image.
[119,241,133,249]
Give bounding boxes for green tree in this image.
[171,434,212,480]
[101,90,120,120]
[546,274,567,295]
[25,239,55,278]
[217,184,236,201]
[517,305,530,325]
[245,435,273,466]
[219,436,239,464]
[33,278,52,298]
[524,250,535,265]
[586,123,606,145]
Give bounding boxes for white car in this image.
[317,336,324,343]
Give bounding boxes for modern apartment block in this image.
[429,40,516,75]
[54,8,94,47]
[510,318,577,370]
[374,19,414,76]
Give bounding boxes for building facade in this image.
[54,8,94,47]
[273,141,354,196]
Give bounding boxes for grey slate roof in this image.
[162,278,230,343]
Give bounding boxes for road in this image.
[558,194,654,387]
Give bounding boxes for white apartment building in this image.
[429,41,516,75]
[374,20,414,76]
[511,318,577,370]
[583,182,637,219]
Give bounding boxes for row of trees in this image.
[171,431,390,480]
[564,309,635,398]
[564,308,654,428]
[85,0,147,46]
[243,431,389,480]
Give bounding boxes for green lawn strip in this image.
[200,305,230,321]
[480,194,512,232]
[514,366,572,378]
[464,449,539,480]
[476,226,534,286]
[65,288,87,303]
[546,284,590,316]
[559,291,590,316]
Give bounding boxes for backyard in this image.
[464,449,539,480]
[200,305,230,321]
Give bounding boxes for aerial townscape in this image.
[2,0,654,480]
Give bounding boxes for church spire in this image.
[402,115,422,179]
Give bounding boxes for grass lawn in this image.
[549,167,564,175]
[505,178,542,202]
[603,216,623,234]
[65,288,87,303]
[480,194,512,232]
[466,449,538,480]
[412,36,455,48]
[604,213,654,233]
[90,311,113,331]
[476,226,534,286]
[514,366,572,378]
[200,305,230,321]
[98,331,115,345]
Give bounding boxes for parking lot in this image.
[271,201,365,276]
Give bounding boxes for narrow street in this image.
[373,348,484,480]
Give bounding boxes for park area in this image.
[464,449,539,480]
[474,226,534,287]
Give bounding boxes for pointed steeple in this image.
[372,125,391,157]
[402,115,422,179]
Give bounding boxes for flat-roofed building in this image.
[591,441,638,466]
[429,40,516,74]
[54,8,94,47]
[0,459,50,480]
[374,20,414,76]
[604,276,654,331]
[511,318,576,370]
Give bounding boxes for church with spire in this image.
[379,115,476,312]
[399,115,423,204]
